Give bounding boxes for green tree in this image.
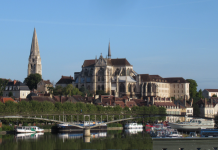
[96,90,109,95]
[0,79,8,96]
[79,86,92,97]
[196,89,204,98]
[212,94,217,97]
[8,92,13,97]
[24,73,42,90]
[186,79,198,98]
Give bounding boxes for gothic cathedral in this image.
[28,28,42,76]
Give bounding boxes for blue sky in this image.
[0,0,217,90]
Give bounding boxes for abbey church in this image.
[73,42,190,100]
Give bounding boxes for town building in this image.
[28,28,42,76]
[202,89,218,99]
[56,76,74,88]
[3,80,30,98]
[195,98,218,118]
[37,80,53,93]
[73,42,190,100]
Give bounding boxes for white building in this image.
[202,89,218,99]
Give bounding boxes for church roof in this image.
[29,28,40,57]
[140,74,188,83]
[83,58,131,67]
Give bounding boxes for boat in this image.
[125,129,143,134]
[15,126,44,133]
[166,130,183,138]
[200,129,218,137]
[125,123,143,129]
[168,118,215,131]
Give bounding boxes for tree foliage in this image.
[186,79,198,98]
[0,79,8,96]
[196,89,204,98]
[96,90,109,95]
[24,73,42,90]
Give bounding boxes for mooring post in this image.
[41,115,42,118]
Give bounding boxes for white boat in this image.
[125,123,143,129]
[15,126,44,133]
[15,133,44,140]
[168,118,215,130]
[167,130,183,138]
[125,129,143,134]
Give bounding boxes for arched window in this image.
[98,68,104,76]
[134,85,136,92]
[101,85,104,91]
[121,68,126,76]
[115,68,120,76]
[98,85,100,90]
[127,68,130,76]
[128,84,131,92]
[98,76,100,81]
[119,83,125,92]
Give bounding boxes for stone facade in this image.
[28,28,42,76]
[37,80,53,93]
[73,43,190,100]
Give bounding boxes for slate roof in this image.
[140,74,188,83]
[30,96,56,103]
[83,58,131,67]
[154,102,176,107]
[56,76,74,84]
[174,99,192,108]
[205,89,218,92]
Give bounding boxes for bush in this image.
[2,125,14,131]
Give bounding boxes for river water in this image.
[0,129,218,150]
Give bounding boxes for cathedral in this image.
[28,28,42,76]
[73,42,190,100]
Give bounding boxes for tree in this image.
[0,79,8,96]
[196,89,204,98]
[186,79,198,98]
[8,92,13,97]
[79,86,92,97]
[96,90,109,95]
[212,94,217,97]
[24,73,42,90]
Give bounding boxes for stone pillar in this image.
[145,83,148,96]
[141,83,144,98]
[83,128,91,137]
[93,68,96,94]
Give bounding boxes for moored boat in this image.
[168,118,214,131]
[15,126,44,133]
[125,123,143,129]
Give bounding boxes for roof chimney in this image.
[14,80,17,85]
[204,98,207,107]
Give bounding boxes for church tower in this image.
[28,28,42,76]
[108,41,111,59]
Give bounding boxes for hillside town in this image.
[1,28,218,123]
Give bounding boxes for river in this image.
[0,129,218,150]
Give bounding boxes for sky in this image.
[0,0,218,90]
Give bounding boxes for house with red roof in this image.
[0,97,17,103]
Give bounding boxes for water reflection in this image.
[125,129,143,135]
[15,133,44,140]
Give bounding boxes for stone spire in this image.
[108,41,111,59]
[28,28,42,77]
[30,28,40,57]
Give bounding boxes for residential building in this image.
[28,28,42,76]
[195,98,218,118]
[56,76,74,88]
[202,89,218,99]
[3,80,30,98]
[37,80,53,93]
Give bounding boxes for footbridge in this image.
[0,114,215,136]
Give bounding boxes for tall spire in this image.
[28,28,42,76]
[30,28,40,57]
[108,40,111,59]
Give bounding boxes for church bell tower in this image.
[28,28,42,76]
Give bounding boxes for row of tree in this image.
[0,100,166,115]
